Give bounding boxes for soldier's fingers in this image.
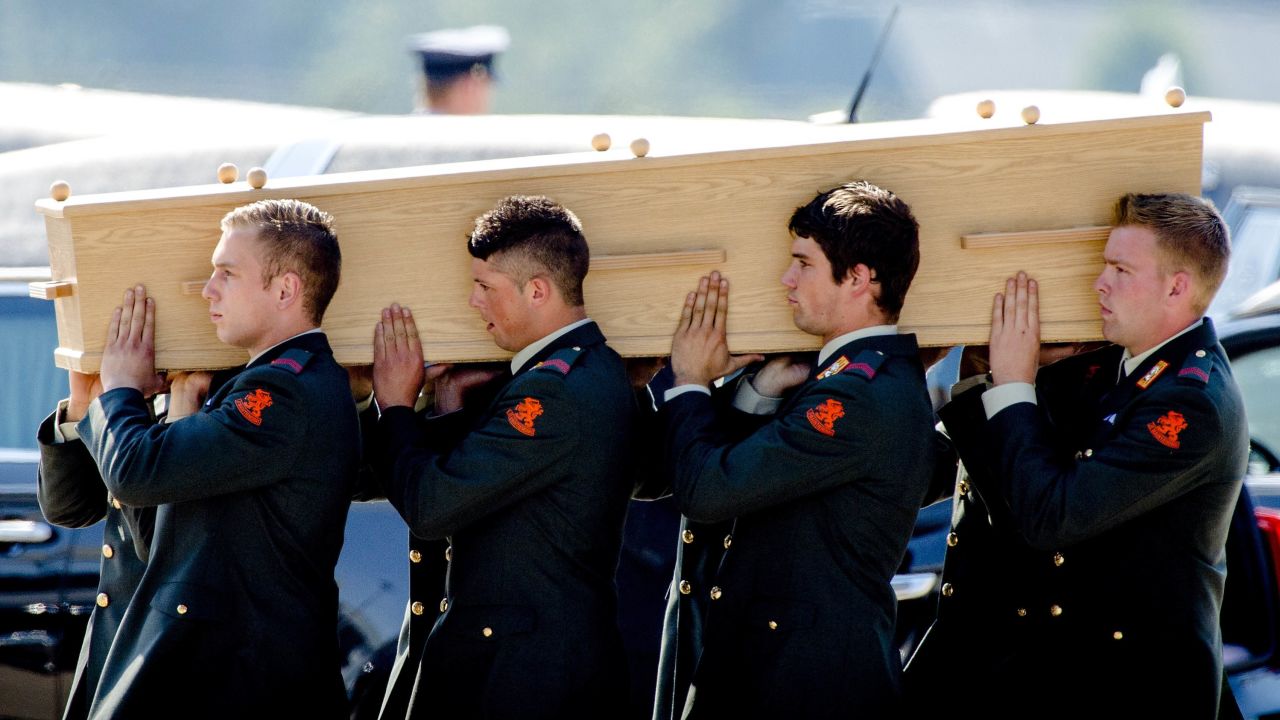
[702,273,722,329]
[677,291,695,332]
[373,309,389,363]
[712,278,730,330]
[402,307,423,356]
[142,297,155,348]
[991,292,1005,338]
[107,306,123,346]
[1028,278,1040,336]
[128,285,148,343]
[388,303,408,352]
[118,288,135,342]
[692,276,710,328]
[1013,272,1029,332]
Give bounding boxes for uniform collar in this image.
[818,325,897,366]
[511,318,599,375]
[1120,319,1204,379]
[246,328,331,369]
[247,328,325,367]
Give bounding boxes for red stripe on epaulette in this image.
[844,362,877,379]
[1178,367,1210,382]
[271,358,304,373]
[536,359,571,375]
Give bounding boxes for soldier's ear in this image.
[525,275,554,307]
[1166,270,1192,305]
[275,271,304,312]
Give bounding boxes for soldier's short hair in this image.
[220,199,341,324]
[788,180,920,322]
[1112,193,1230,315]
[467,195,589,307]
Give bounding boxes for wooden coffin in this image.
[33,111,1208,371]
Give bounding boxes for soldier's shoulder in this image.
[815,349,888,384]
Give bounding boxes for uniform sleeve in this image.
[376,373,579,539]
[663,378,877,523]
[36,410,108,528]
[80,368,313,507]
[986,382,1229,550]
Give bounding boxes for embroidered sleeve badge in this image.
[805,398,845,437]
[506,397,544,437]
[234,389,273,426]
[1147,410,1188,449]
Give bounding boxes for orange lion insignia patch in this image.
[506,397,544,437]
[1147,410,1188,449]
[234,389,273,426]
[805,398,845,437]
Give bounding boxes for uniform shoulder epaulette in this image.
[268,349,314,375]
[1175,348,1214,386]
[817,349,885,381]
[531,345,584,376]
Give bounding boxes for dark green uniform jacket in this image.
[906,319,1247,719]
[374,321,634,719]
[660,333,935,719]
[78,332,359,719]
[36,412,153,720]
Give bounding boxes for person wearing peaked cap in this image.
[370,195,633,718]
[905,193,1248,719]
[653,181,936,718]
[408,25,509,115]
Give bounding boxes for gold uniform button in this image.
[709,586,723,601]
[682,530,695,544]
[1113,631,1124,640]
[102,544,114,559]
[408,549,422,564]
[1053,552,1065,567]
[111,497,122,510]
[95,593,109,608]
[946,532,959,548]
[1084,449,1093,458]
[439,598,449,613]
[482,627,494,638]
[723,534,733,549]
[445,546,453,562]
[941,583,954,598]
[958,479,970,495]
[678,580,692,595]
[176,604,188,615]
[1016,608,1027,617]
[767,620,778,631]
[411,601,425,616]
[1050,605,1063,617]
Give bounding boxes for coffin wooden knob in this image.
[1021,105,1041,125]
[50,180,71,202]
[591,133,611,151]
[246,167,268,189]
[630,138,650,158]
[29,279,75,300]
[1165,86,1186,108]
[217,163,239,184]
[976,99,995,119]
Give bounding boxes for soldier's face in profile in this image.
[202,228,283,353]
[1094,225,1177,355]
[781,235,851,340]
[469,256,535,352]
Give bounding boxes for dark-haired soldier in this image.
[370,195,634,718]
[654,181,935,717]
[76,199,358,718]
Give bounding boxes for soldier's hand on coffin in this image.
[625,356,666,390]
[433,364,504,415]
[166,371,212,421]
[373,304,425,410]
[66,371,104,423]
[751,354,813,397]
[989,272,1040,386]
[100,285,166,395]
[670,271,764,387]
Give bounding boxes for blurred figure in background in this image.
[408,25,509,115]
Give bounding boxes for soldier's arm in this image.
[375,372,579,539]
[35,409,108,528]
[80,366,315,506]
[985,381,1234,550]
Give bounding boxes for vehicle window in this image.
[1210,203,1280,317]
[0,290,64,450]
[1232,343,1280,472]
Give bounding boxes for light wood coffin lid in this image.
[34,111,1208,371]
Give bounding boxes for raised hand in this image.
[989,272,1041,386]
[100,285,165,394]
[372,304,425,410]
[670,270,764,387]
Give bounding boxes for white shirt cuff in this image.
[982,382,1037,419]
[731,376,783,415]
[355,392,375,414]
[54,398,80,442]
[664,384,711,403]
